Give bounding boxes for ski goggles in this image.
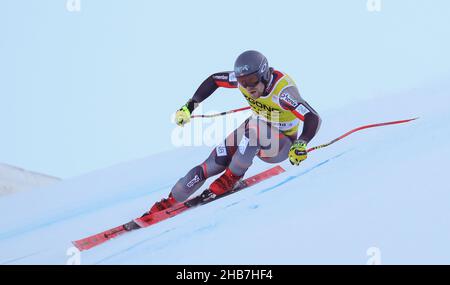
[236,73,261,88]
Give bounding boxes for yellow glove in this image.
[289,140,308,166]
[175,105,191,126]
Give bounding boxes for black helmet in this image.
[234,50,271,84]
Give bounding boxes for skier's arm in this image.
[175,72,237,126]
[185,72,238,113]
[279,86,322,143]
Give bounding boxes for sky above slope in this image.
[1,0,450,178]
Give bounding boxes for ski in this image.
[72,165,286,251]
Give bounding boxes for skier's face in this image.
[244,81,265,99]
[237,73,265,99]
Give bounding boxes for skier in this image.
[148,50,322,214]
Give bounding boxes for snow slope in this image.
[0,164,60,196]
[1,88,449,265]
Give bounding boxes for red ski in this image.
[72,165,286,251]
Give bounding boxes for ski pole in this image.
[190,106,251,119]
[307,117,419,153]
[190,106,418,152]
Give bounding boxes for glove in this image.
[289,140,308,166]
[175,105,191,126]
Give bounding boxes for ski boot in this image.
[209,168,243,196]
[147,193,177,215]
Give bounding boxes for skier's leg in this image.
[170,147,235,202]
[257,132,294,164]
[228,117,292,175]
[169,120,248,202]
[209,117,288,195]
[150,149,233,212]
[227,118,261,176]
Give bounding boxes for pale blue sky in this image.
[1,0,449,178]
